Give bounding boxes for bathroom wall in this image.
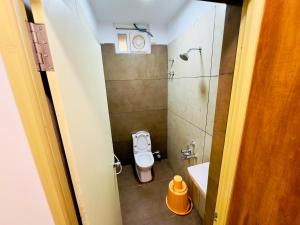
[167,1,226,181]
[204,5,242,225]
[167,1,226,217]
[101,44,168,165]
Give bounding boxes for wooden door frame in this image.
[0,0,266,224]
[213,0,266,224]
[0,1,78,225]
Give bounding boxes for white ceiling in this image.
[87,0,189,25]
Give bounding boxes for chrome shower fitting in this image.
[179,48,202,61]
[168,58,175,68]
[168,58,175,80]
[152,150,162,161]
[181,140,197,160]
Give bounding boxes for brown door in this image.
[227,0,300,225]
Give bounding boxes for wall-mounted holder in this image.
[168,71,175,80]
[113,154,122,175]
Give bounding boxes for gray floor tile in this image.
[117,164,139,188]
[152,160,175,182]
[117,160,202,225]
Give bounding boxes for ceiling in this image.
[87,0,189,25]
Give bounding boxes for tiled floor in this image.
[117,160,202,225]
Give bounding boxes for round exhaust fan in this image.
[132,34,146,49]
[130,31,151,53]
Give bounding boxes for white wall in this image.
[97,22,115,44]
[0,56,54,225]
[77,0,99,39]
[41,0,122,224]
[167,1,222,43]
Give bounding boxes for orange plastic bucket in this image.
[166,175,193,215]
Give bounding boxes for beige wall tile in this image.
[167,5,228,222]
[206,76,219,135]
[212,74,233,132]
[209,131,226,176]
[102,44,168,80]
[167,6,227,219]
[167,112,205,181]
[211,4,226,76]
[168,77,210,131]
[203,134,212,163]
[106,79,167,113]
[219,6,242,75]
[204,74,234,203]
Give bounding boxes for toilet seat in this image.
[132,131,154,183]
[133,131,151,154]
[134,152,154,168]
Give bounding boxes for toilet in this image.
[132,131,154,183]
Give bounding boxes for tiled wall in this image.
[167,3,226,217]
[101,44,168,165]
[204,5,242,225]
[167,3,225,182]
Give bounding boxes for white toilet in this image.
[132,131,154,183]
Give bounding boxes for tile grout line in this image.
[169,109,213,137]
[202,5,217,163]
[109,108,167,115]
[105,77,168,81]
[170,75,218,79]
[105,75,219,82]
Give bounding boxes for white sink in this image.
[187,162,209,195]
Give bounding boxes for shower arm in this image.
[186,48,202,54]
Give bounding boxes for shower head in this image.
[179,53,189,61]
[179,48,202,61]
